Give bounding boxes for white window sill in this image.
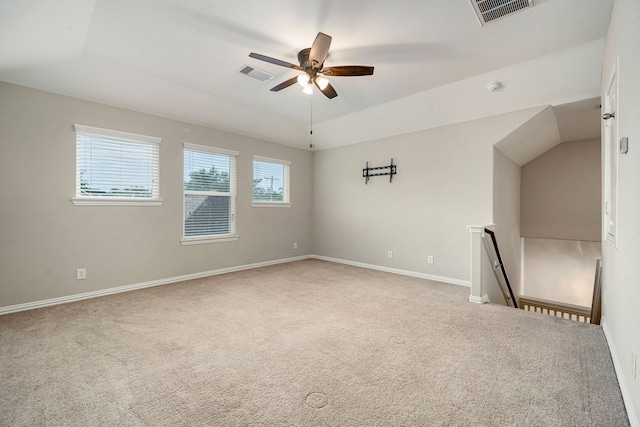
[181,235,239,246]
[252,202,291,208]
[71,198,163,206]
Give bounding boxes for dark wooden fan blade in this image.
[314,79,338,99]
[322,66,374,76]
[270,76,299,92]
[249,53,302,70]
[309,32,332,70]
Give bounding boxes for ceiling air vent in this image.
[238,65,274,82]
[470,0,534,26]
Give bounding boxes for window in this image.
[252,156,291,206]
[182,143,238,245]
[73,125,161,206]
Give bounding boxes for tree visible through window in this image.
[183,144,237,241]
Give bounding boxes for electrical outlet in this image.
[632,349,637,379]
[293,242,298,250]
[387,250,393,259]
[76,268,86,280]
[427,255,434,264]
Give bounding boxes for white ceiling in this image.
[0,0,613,151]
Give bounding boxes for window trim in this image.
[603,58,619,248]
[72,198,163,207]
[252,155,291,207]
[72,124,162,206]
[184,142,238,157]
[251,202,291,208]
[180,235,239,246]
[181,142,239,245]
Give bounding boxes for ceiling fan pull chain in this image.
[309,95,314,149]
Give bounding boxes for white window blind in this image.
[183,143,238,242]
[253,156,290,204]
[74,124,161,205]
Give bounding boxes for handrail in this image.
[590,259,603,325]
[484,228,518,309]
[519,296,591,323]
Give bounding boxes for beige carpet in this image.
[0,259,629,426]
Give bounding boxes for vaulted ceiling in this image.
[0,0,613,151]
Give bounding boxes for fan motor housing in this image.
[298,48,322,72]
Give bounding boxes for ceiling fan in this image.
[249,32,374,99]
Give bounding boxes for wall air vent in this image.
[238,65,274,82]
[470,0,534,26]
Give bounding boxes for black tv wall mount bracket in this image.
[363,158,396,184]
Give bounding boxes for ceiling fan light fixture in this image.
[249,32,374,99]
[316,77,329,90]
[297,74,310,87]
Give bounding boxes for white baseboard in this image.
[602,318,639,427]
[1,255,469,316]
[0,255,311,316]
[469,294,489,304]
[310,255,471,287]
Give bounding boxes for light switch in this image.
[620,137,629,154]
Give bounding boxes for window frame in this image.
[603,58,619,248]
[181,142,239,246]
[252,155,291,208]
[72,124,162,206]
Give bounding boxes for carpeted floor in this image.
[0,259,630,426]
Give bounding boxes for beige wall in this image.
[521,138,601,241]
[312,108,541,283]
[0,83,541,308]
[493,148,522,297]
[0,82,313,308]
[522,238,601,307]
[600,0,640,421]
